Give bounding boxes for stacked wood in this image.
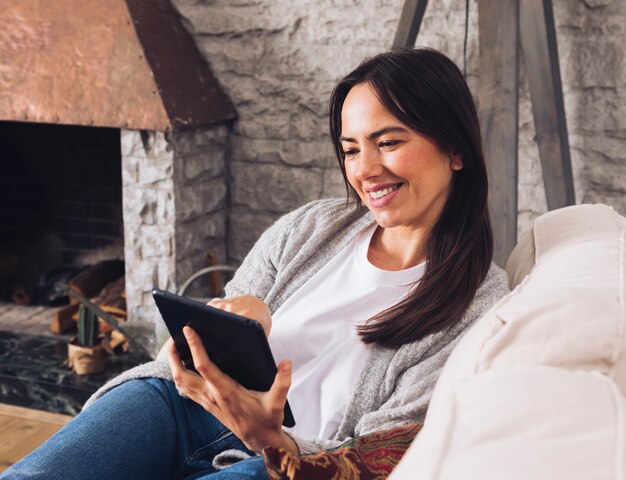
[50,260,125,335]
[90,276,126,333]
[50,303,79,334]
[67,260,124,302]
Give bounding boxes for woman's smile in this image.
[365,182,403,206]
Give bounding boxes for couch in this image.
[389,203,626,479]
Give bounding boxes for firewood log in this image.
[68,260,124,302]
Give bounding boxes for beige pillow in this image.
[390,367,626,479]
[390,204,626,479]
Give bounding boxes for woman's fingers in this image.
[167,338,184,373]
[266,359,292,415]
[167,338,205,396]
[208,298,231,312]
[183,326,233,395]
[206,296,272,337]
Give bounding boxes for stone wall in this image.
[121,125,229,352]
[173,0,626,262]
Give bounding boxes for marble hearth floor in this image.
[0,303,151,416]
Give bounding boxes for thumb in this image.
[267,359,292,413]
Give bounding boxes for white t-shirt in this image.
[268,224,425,439]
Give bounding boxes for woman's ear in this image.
[450,153,464,171]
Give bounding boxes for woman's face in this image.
[340,83,463,232]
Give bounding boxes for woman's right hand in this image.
[208,295,272,337]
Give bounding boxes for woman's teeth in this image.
[369,185,399,200]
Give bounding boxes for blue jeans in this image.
[1,379,270,480]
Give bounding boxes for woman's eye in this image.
[343,149,358,158]
[379,140,400,149]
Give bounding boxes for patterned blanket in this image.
[263,424,422,480]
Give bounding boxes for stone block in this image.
[121,130,174,161]
[176,213,226,257]
[172,124,230,155]
[566,90,622,132]
[122,186,175,225]
[294,88,334,117]
[122,226,142,261]
[175,178,227,222]
[182,151,225,181]
[235,105,293,140]
[126,260,158,295]
[176,4,296,35]
[138,158,174,185]
[293,9,398,47]
[281,139,335,167]
[564,40,623,89]
[196,38,265,76]
[570,134,626,164]
[121,130,140,157]
[582,0,615,9]
[121,154,138,186]
[156,260,176,292]
[140,225,174,258]
[230,162,323,212]
[290,108,327,142]
[231,138,285,163]
[580,157,626,194]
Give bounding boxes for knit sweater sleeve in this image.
[223,205,309,303]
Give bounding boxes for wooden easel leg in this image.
[393,0,429,48]
[520,0,575,210]
[478,0,520,267]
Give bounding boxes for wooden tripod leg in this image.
[520,0,575,210]
[478,0,520,267]
[393,0,429,48]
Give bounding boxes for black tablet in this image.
[152,289,295,428]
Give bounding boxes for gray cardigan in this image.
[85,198,510,454]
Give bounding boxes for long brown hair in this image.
[329,48,493,348]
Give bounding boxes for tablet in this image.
[152,289,295,428]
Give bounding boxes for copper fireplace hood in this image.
[0,0,236,131]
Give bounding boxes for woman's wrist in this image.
[252,431,299,455]
[245,429,299,455]
[275,431,300,455]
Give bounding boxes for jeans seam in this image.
[172,430,235,480]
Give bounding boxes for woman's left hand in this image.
[167,326,299,455]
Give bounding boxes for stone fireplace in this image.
[0,0,236,356]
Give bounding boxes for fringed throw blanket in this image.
[263,423,422,480]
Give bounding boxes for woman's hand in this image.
[208,296,272,337]
[167,326,298,455]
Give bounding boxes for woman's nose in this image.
[355,149,384,181]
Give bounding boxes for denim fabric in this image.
[1,379,270,480]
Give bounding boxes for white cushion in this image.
[390,367,626,480]
[389,204,626,479]
[432,204,625,388]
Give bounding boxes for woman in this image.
[3,47,509,479]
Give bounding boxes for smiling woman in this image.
[2,48,509,480]
[330,47,494,347]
